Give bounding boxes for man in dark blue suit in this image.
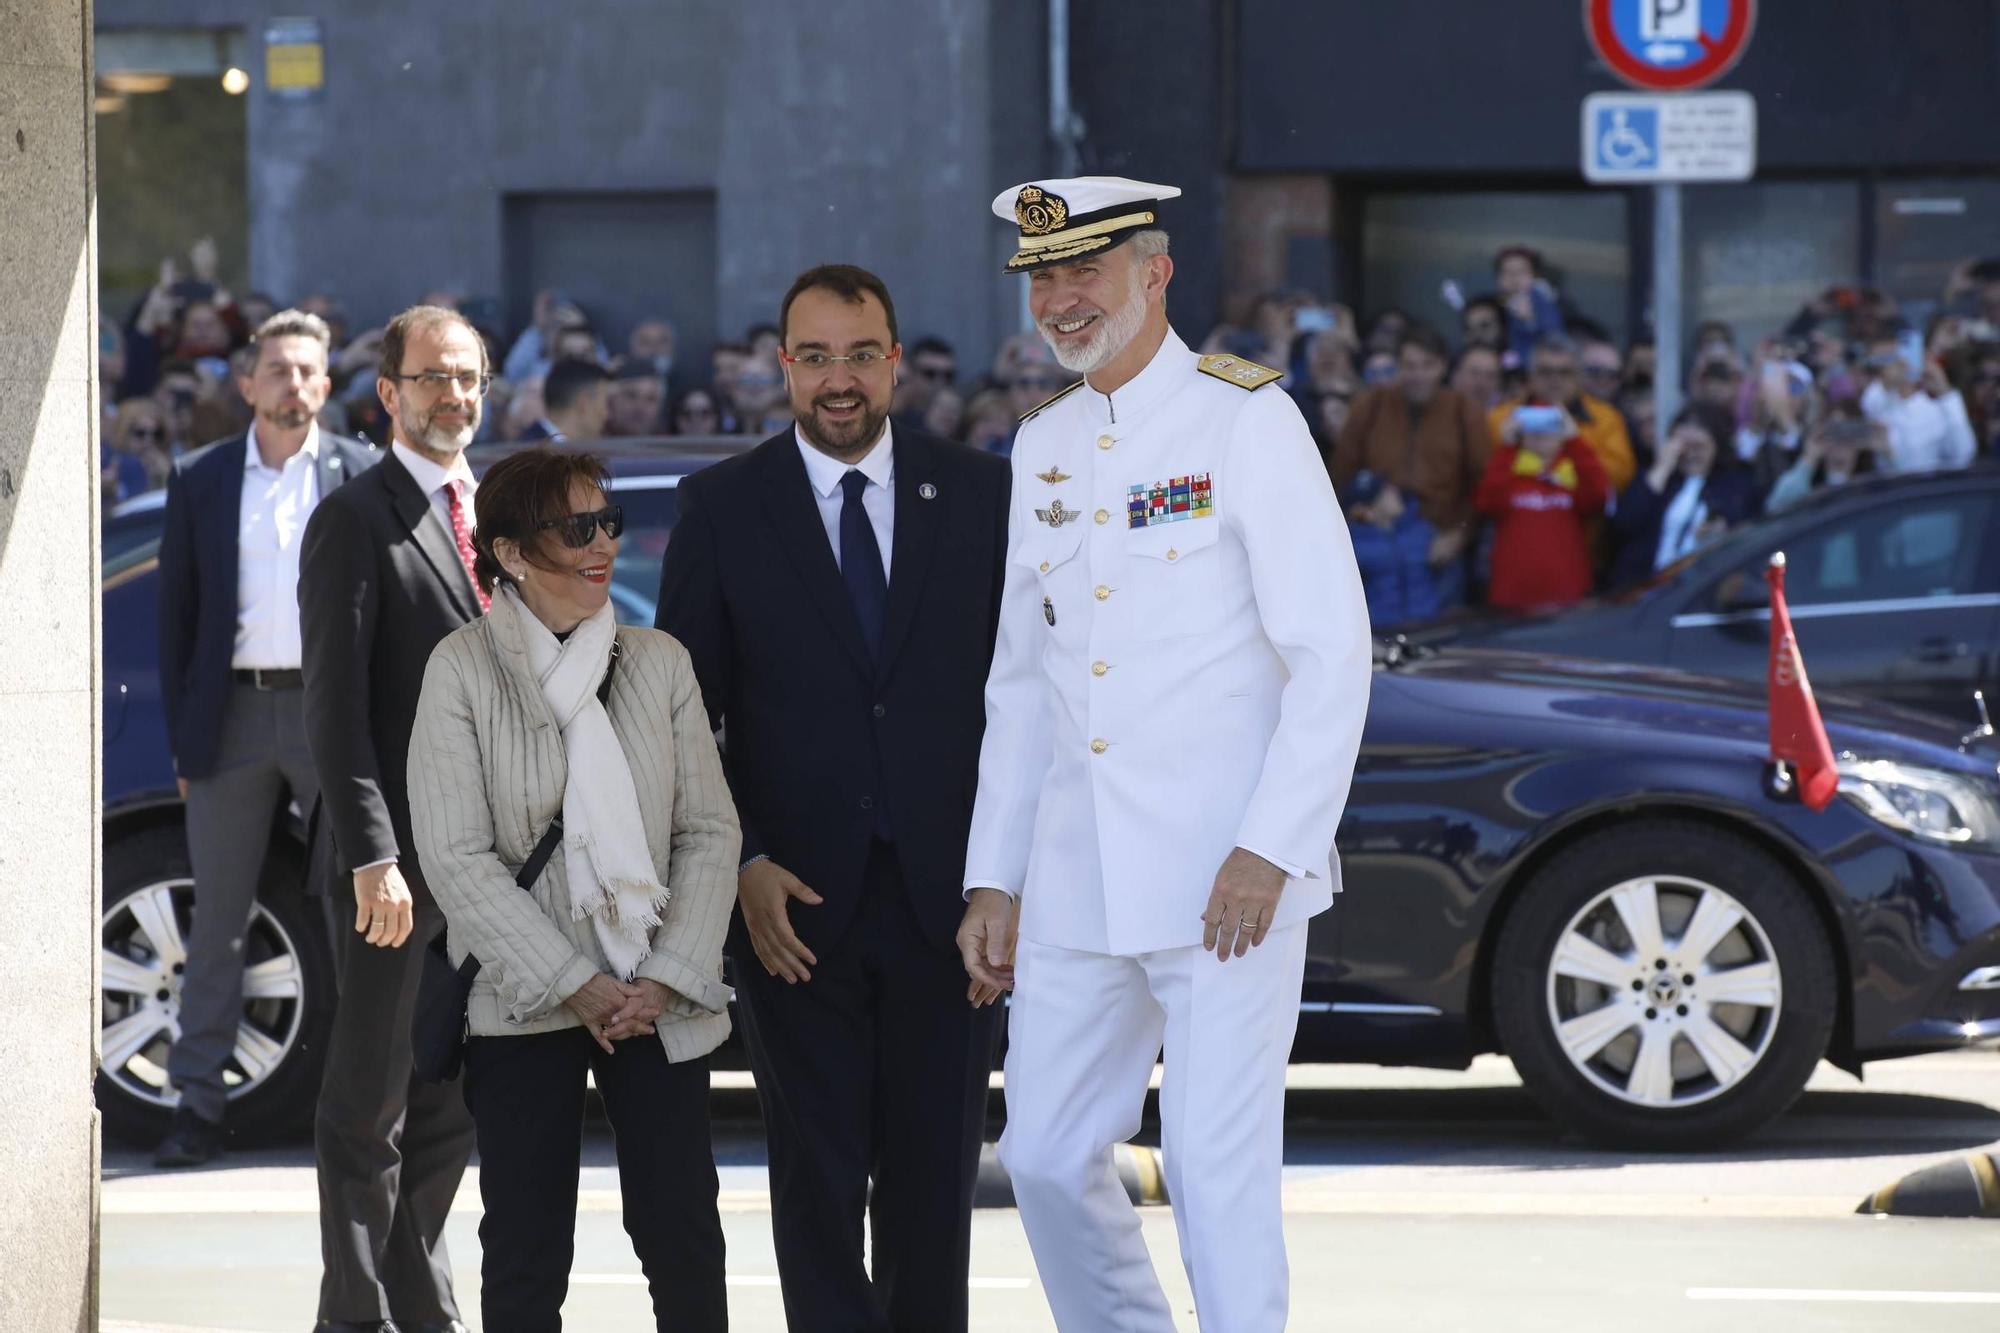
[656,265,1010,1333]
[153,310,376,1166]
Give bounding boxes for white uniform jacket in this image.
[964,328,1372,956]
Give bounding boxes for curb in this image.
[973,1142,1170,1209]
[1856,1153,2000,1218]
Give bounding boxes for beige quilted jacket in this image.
[407,595,740,1062]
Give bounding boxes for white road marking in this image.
[1689,1288,2000,1305]
[572,1274,1031,1290]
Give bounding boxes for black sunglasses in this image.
[536,504,624,548]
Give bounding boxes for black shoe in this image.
[409,1322,468,1333]
[152,1106,225,1167]
[311,1321,402,1333]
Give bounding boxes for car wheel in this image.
[98,824,334,1147]
[1492,820,1835,1149]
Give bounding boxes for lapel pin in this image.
[919,482,938,500]
[1043,596,1056,626]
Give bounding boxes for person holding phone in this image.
[1474,397,1608,610]
[1859,331,1977,473]
[1609,403,1761,587]
[1767,404,1885,513]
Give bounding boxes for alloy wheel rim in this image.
[99,877,307,1112]
[1544,875,1783,1109]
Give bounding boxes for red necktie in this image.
[445,481,490,613]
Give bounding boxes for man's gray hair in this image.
[1127,228,1171,262]
[251,309,333,352]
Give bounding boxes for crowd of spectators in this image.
[99,239,2000,633]
[98,240,1106,508]
[1203,247,2000,629]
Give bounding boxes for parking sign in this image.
[1581,91,1755,183]
[1586,0,1757,92]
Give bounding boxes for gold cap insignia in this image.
[1015,185,1070,238]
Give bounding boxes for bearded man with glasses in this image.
[656,263,1011,1333]
[298,305,493,1333]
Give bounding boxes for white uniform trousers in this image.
[999,922,1308,1332]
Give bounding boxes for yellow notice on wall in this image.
[266,43,322,91]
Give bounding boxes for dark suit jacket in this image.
[655,427,1010,955]
[156,430,378,780]
[298,449,484,902]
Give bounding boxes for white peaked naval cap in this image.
[990,175,1182,273]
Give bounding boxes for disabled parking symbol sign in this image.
[1581,91,1755,183]
[1593,105,1658,174]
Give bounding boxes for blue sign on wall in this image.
[1586,0,1757,92]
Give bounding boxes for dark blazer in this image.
[655,427,1010,954]
[298,449,484,901]
[156,430,378,780]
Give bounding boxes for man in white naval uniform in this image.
[957,177,1371,1331]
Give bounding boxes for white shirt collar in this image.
[1081,326,1191,427]
[391,439,476,497]
[796,419,895,499]
[244,420,321,472]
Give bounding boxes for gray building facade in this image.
[94,0,1055,370]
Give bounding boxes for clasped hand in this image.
[564,974,673,1054]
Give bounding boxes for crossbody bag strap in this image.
[453,636,622,982]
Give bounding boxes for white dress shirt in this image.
[391,439,478,529]
[233,422,321,669]
[795,422,894,583]
[1862,381,1978,474]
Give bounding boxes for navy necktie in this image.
[839,469,888,658]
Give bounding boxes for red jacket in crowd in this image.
[1474,437,1609,611]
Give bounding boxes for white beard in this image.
[1041,275,1150,375]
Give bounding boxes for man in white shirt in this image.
[1860,336,1977,474]
[153,311,377,1167]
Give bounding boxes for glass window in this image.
[1681,182,1862,354]
[1713,494,1993,611]
[1875,178,2000,326]
[1361,190,1631,345]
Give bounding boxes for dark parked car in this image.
[100,450,2000,1150]
[1406,468,2000,722]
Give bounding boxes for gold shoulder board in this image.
[1197,353,1283,391]
[1019,378,1086,423]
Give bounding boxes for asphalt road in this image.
[101,1052,2000,1332]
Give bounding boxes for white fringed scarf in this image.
[501,585,667,979]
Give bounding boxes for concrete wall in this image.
[0,1,101,1330]
[94,0,1039,370]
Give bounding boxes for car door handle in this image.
[1909,637,1969,664]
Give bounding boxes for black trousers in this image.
[732,840,1000,1333]
[315,903,477,1325]
[463,1028,727,1333]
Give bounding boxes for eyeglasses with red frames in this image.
[779,349,901,373]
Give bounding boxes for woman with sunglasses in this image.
[407,446,738,1332]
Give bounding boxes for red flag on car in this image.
[1765,553,1839,811]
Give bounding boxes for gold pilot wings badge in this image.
[1034,466,1072,485]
